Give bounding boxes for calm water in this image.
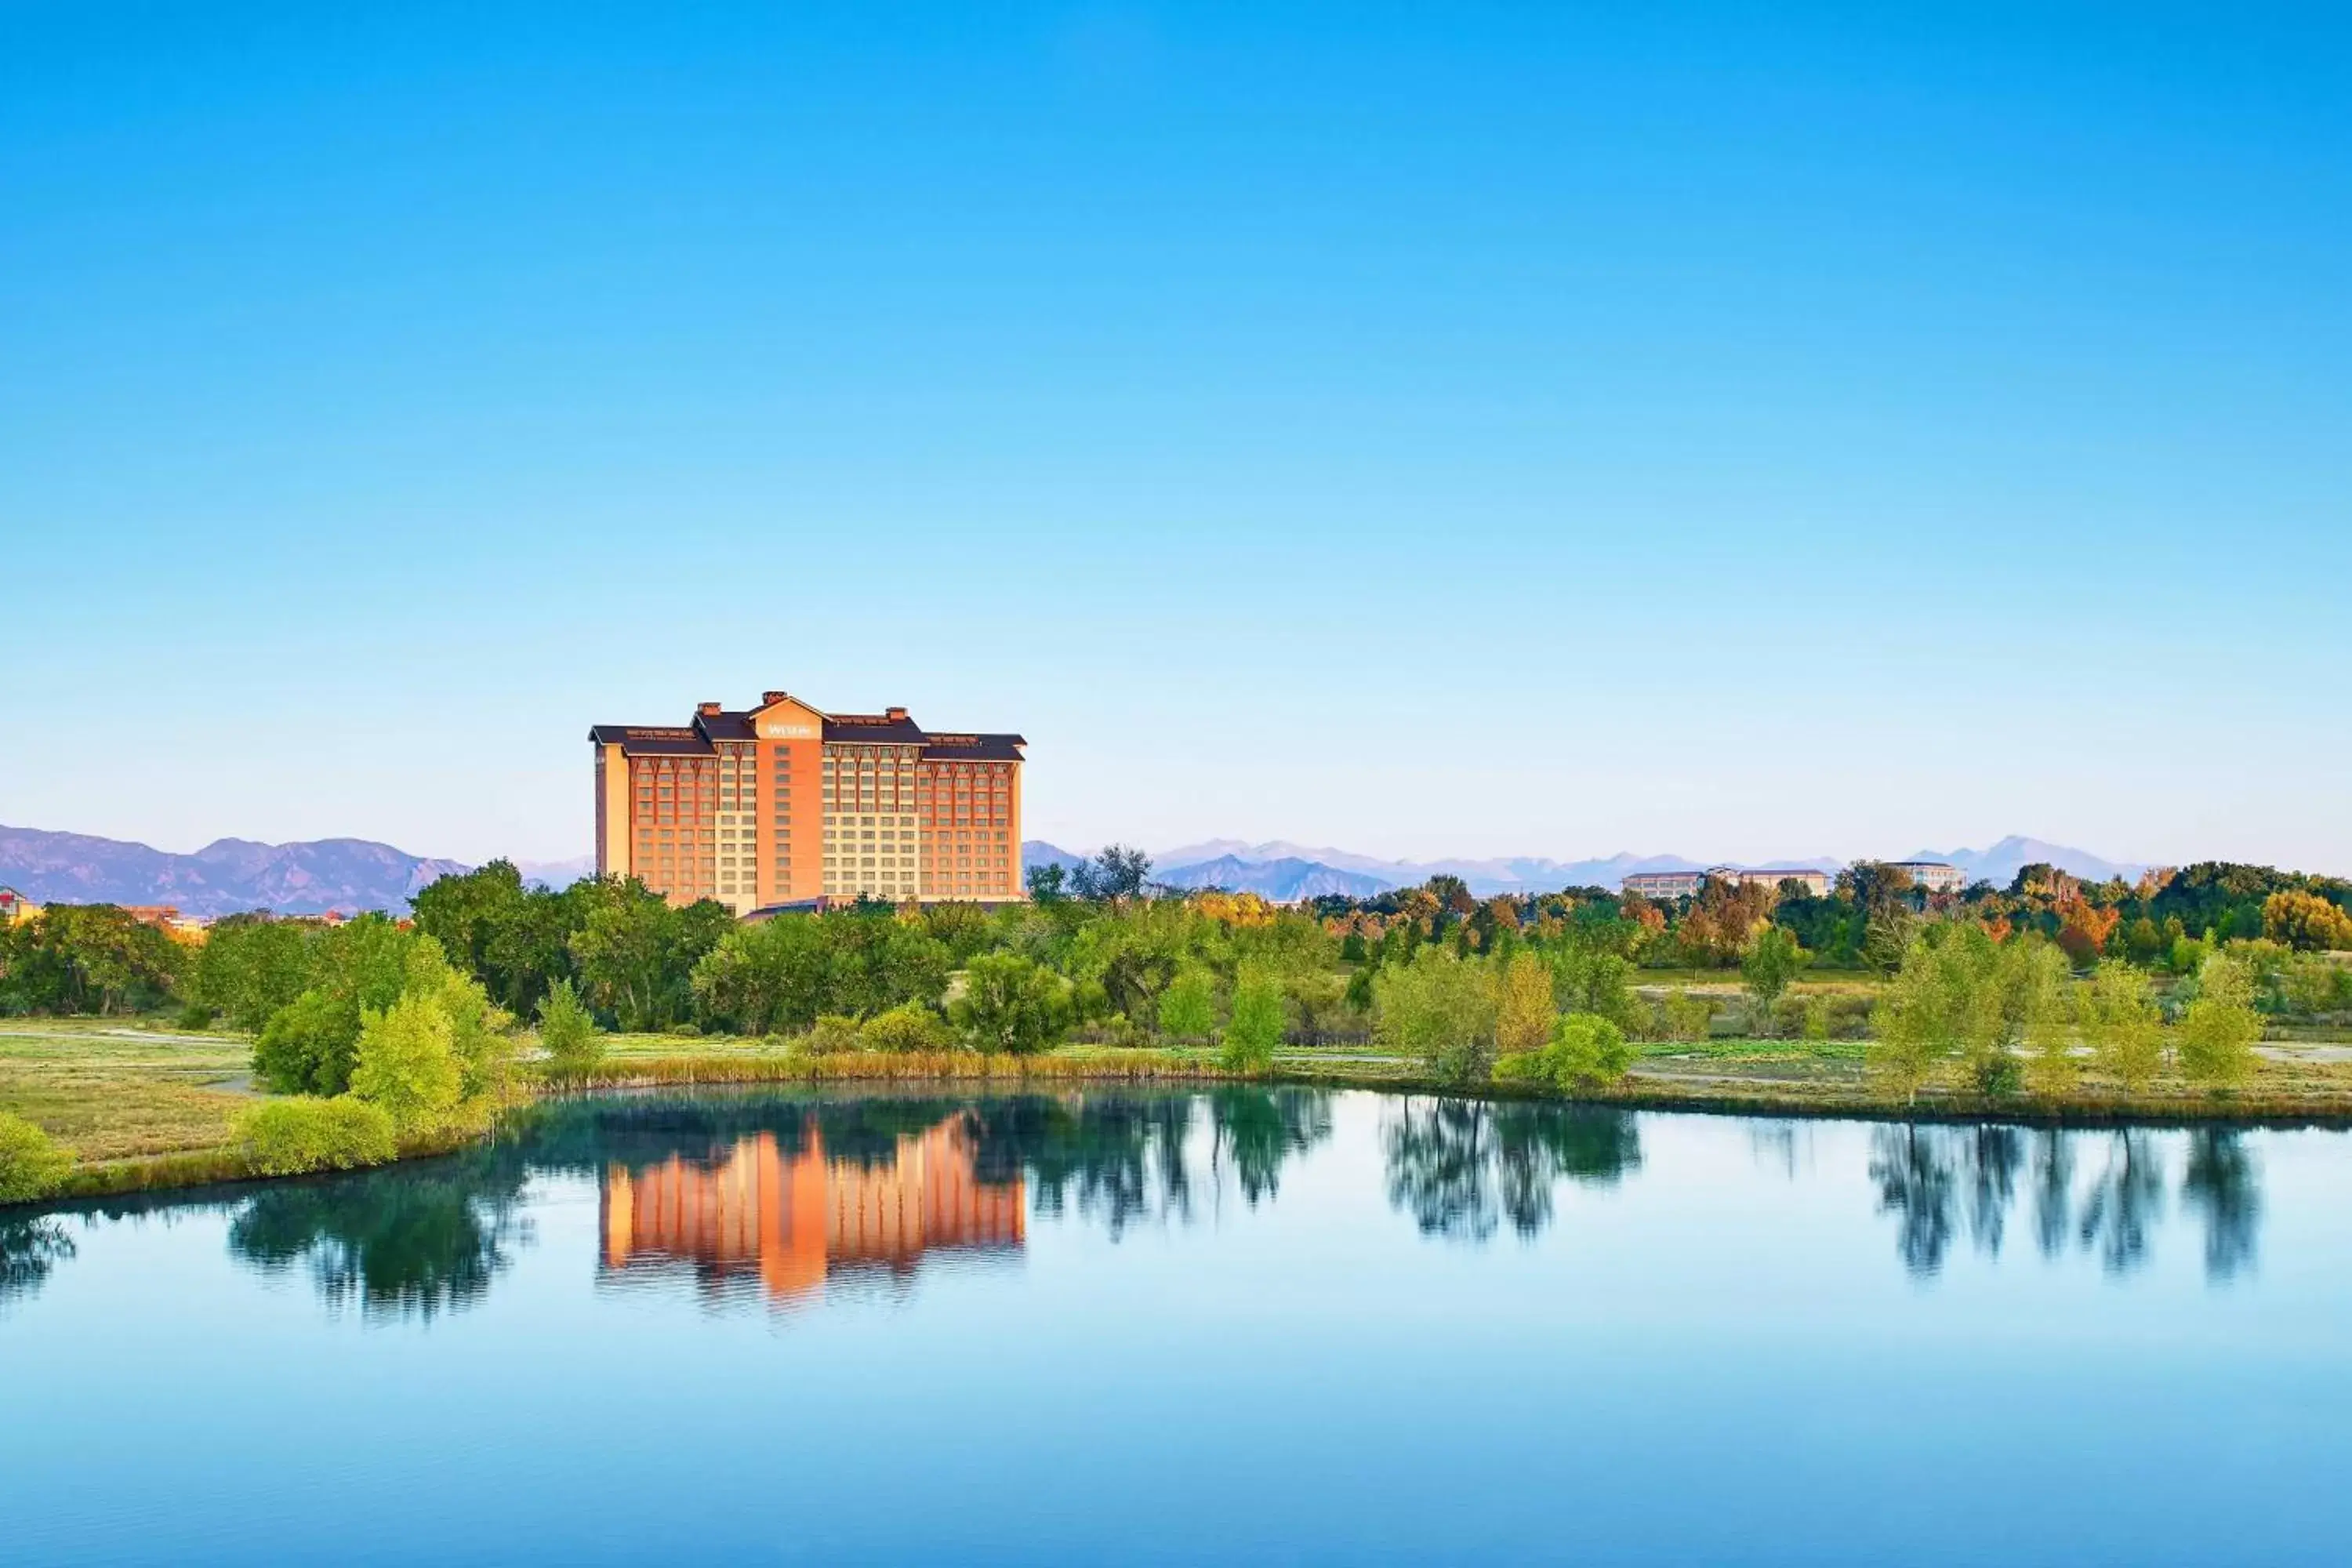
[4,1089,2348,1566]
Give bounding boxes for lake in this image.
[4,1087,2347,1565]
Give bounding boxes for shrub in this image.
[1663,989,1716,1043]
[950,954,1075,1056]
[253,988,362,1096]
[535,977,604,1070]
[1769,993,1812,1040]
[176,1003,218,1033]
[808,1014,865,1054]
[234,1096,399,1176]
[861,1004,952,1054]
[0,1112,72,1203]
[1497,1014,1635,1092]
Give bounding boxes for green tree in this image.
[191,914,318,1031]
[567,880,681,1031]
[0,905,185,1015]
[535,976,604,1070]
[1869,926,2007,1100]
[1219,966,1287,1073]
[1374,947,1497,1085]
[2016,940,2078,1099]
[1158,965,1218,1044]
[403,941,515,1102]
[2178,952,2263,1090]
[410,860,578,1014]
[822,914,953,1018]
[349,992,464,1131]
[2082,961,2165,1092]
[691,916,833,1034]
[1740,926,1804,1030]
[1552,942,1635,1029]
[249,914,419,1094]
[949,953,1074,1055]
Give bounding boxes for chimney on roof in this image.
[886,706,908,722]
[762,691,789,706]
[697,701,722,717]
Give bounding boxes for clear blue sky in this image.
[4,3,2347,873]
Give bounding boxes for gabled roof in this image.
[694,710,760,742]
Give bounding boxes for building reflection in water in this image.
[600,1113,1024,1306]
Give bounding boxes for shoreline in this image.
[25,1047,2352,1207]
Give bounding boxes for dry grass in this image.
[546,1044,1229,1091]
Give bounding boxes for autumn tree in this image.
[2263,891,2352,952]
[1494,953,1557,1058]
[2054,895,2123,968]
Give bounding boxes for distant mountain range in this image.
[1904,836,2147,891]
[0,826,469,917]
[0,821,2157,920]
[1025,834,2151,900]
[1152,855,1396,902]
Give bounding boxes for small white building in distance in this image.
[1621,866,1831,900]
[1891,861,1969,894]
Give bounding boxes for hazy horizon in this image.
[6,6,2347,870]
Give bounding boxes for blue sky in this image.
[4,2,2347,873]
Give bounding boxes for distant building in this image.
[1891,861,1969,894]
[590,686,1025,914]
[0,887,37,926]
[1621,866,1830,900]
[1621,870,1706,901]
[1726,867,1832,898]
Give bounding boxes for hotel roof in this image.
[592,703,1025,760]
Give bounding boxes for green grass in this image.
[1633,1036,1869,1063]
[0,1018,252,1163]
[13,1006,2352,1207]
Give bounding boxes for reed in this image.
[543,1047,1230,1091]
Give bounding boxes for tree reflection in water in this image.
[2181,1131,2261,1283]
[228,1146,532,1321]
[1868,1124,2261,1282]
[0,1214,76,1308]
[2077,1132,2166,1276]
[964,1093,1203,1238]
[1382,1096,1642,1242]
[1209,1088,1334,1207]
[2031,1130,2074,1260]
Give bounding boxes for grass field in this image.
[10,1011,2352,1203]
[0,1019,252,1163]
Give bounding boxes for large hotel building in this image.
[590,688,1025,913]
